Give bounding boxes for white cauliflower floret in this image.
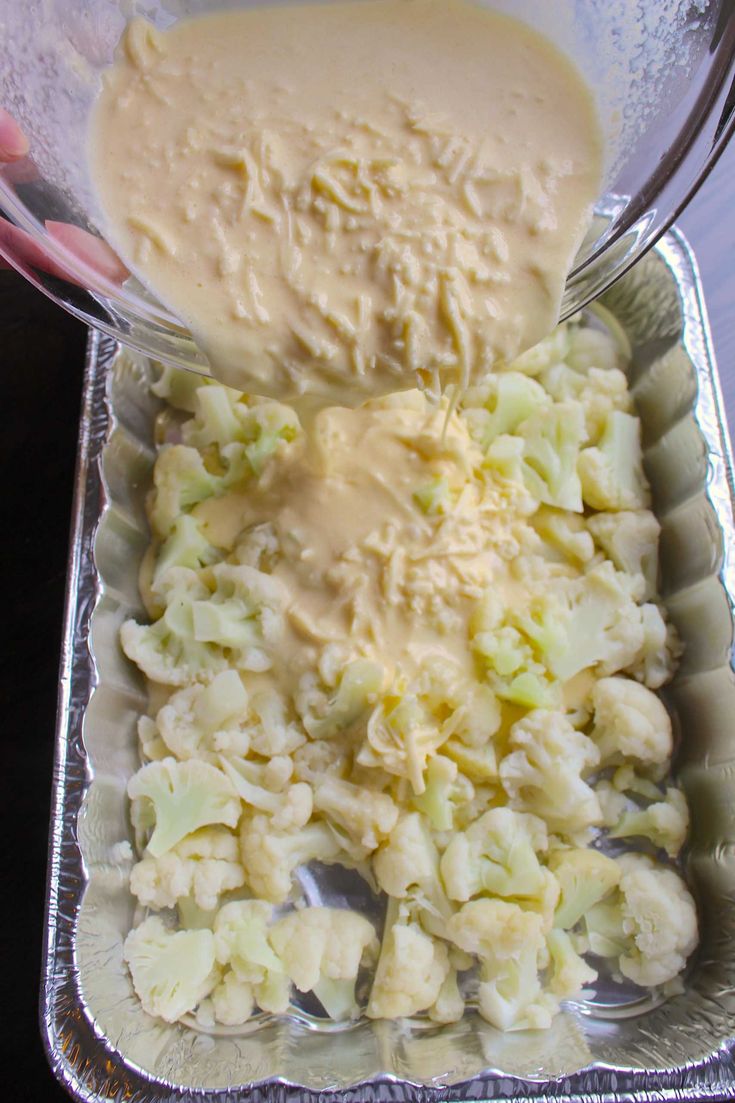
[566,322,622,374]
[373,812,438,898]
[138,715,169,762]
[245,689,306,757]
[587,510,660,601]
[499,711,602,835]
[548,847,621,930]
[616,854,698,986]
[292,739,350,783]
[130,825,245,910]
[591,676,673,768]
[156,670,250,762]
[546,928,598,997]
[239,814,342,903]
[440,806,548,903]
[540,362,631,443]
[367,917,450,1019]
[610,787,689,858]
[578,410,649,511]
[446,898,551,1030]
[128,757,241,857]
[533,506,594,564]
[462,371,550,449]
[627,602,681,689]
[123,916,217,1022]
[213,900,289,1013]
[428,967,465,1024]
[211,969,255,1025]
[304,659,384,740]
[517,402,586,512]
[509,325,569,376]
[313,775,398,851]
[270,906,377,1018]
[188,562,285,674]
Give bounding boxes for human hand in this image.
[0,107,127,283]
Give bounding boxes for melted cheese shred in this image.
[91,0,602,407]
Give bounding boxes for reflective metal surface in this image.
[41,229,735,1100]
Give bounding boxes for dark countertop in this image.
[3,146,733,1100]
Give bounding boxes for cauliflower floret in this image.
[151,364,208,413]
[152,514,219,591]
[499,711,601,835]
[304,659,384,740]
[123,916,217,1022]
[428,967,465,1024]
[566,322,622,374]
[540,363,631,443]
[546,928,598,998]
[509,325,570,376]
[239,814,342,902]
[610,787,689,858]
[130,825,245,910]
[462,371,550,450]
[440,806,548,903]
[367,916,450,1019]
[517,402,586,512]
[533,506,594,564]
[373,812,438,898]
[148,445,219,539]
[578,410,649,511]
[211,969,255,1025]
[292,738,350,783]
[138,715,169,762]
[591,676,673,768]
[627,602,681,689]
[219,753,313,829]
[188,562,285,674]
[313,775,399,851]
[270,906,377,1018]
[212,900,290,1013]
[587,510,660,601]
[156,670,250,762]
[128,757,241,857]
[547,847,621,930]
[614,855,698,987]
[446,898,552,1030]
[247,689,306,757]
[410,755,476,831]
[121,568,228,686]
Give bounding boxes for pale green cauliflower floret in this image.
[123,916,217,1022]
[462,371,550,450]
[189,562,285,674]
[304,659,384,740]
[586,855,698,987]
[591,676,673,768]
[130,825,245,910]
[213,900,289,1014]
[609,787,689,858]
[313,775,398,851]
[149,445,220,539]
[565,322,622,374]
[411,755,475,831]
[128,757,241,857]
[473,622,558,710]
[151,364,209,413]
[440,806,548,903]
[153,514,219,590]
[156,670,250,762]
[517,402,586,511]
[373,812,438,898]
[446,898,552,1030]
[121,567,228,686]
[499,711,602,836]
[239,813,342,902]
[546,928,598,998]
[587,510,660,601]
[270,906,378,1018]
[367,916,450,1019]
[578,410,649,511]
[547,847,621,930]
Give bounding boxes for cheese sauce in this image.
[90,0,601,407]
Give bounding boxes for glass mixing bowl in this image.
[0,0,733,376]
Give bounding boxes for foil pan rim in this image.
[40,229,735,1102]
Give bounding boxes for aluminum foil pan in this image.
[41,229,735,1101]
